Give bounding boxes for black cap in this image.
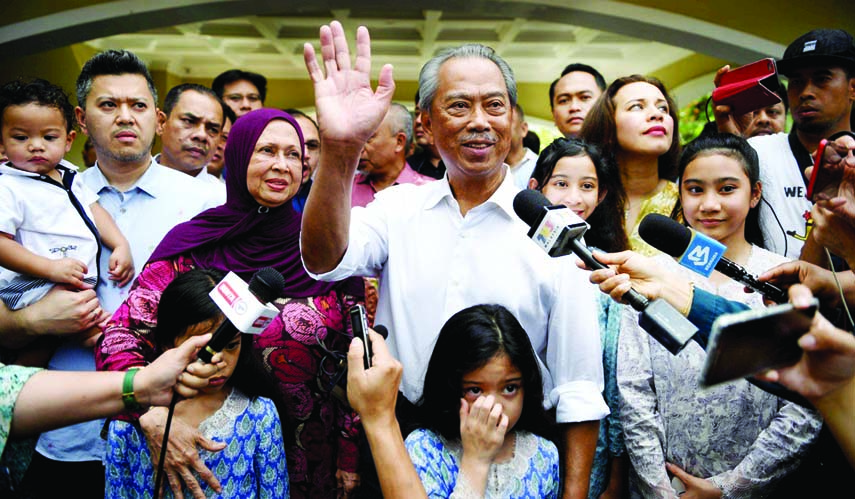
[778,29,855,75]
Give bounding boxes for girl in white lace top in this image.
[618,133,821,499]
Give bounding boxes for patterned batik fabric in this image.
[0,363,40,491]
[105,389,289,498]
[405,428,559,499]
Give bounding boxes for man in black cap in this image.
[716,28,855,260]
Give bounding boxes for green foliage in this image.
[678,92,713,145]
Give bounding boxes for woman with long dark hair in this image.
[581,75,681,256]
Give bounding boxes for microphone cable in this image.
[152,393,179,499]
[762,196,789,259]
[825,247,855,332]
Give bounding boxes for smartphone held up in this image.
[349,304,373,369]
[712,58,782,117]
[700,300,818,387]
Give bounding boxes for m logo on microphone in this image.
[678,231,725,277]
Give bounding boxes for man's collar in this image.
[489,166,522,220]
[153,153,207,179]
[788,129,815,175]
[395,161,422,184]
[422,165,517,219]
[87,156,162,196]
[355,171,373,186]
[356,161,414,189]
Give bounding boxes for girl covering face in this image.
[405,304,560,498]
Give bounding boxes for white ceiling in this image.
[83,10,694,84]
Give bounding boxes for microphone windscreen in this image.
[374,324,389,339]
[638,213,693,257]
[249,268,286,303]
[513,189,551,227]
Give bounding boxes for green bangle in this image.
[122,367,142,411]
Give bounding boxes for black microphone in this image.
[513,190,698,355]
[639,214,787,303]
[197,268,285,363]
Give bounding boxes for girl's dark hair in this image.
[580,74,681,181]
[671,132,765,248]
[155,268,285,411]
[530,137,629,252]
[417,304,554,442]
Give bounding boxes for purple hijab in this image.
[150,108,362,298]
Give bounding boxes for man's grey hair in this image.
[386,103,413,151]
[417,44,517,112]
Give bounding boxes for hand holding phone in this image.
[807,139,833,202]
[712,58,781,117]
[349,304,372,369]
[806,136,855,202]
[701,300,818,387]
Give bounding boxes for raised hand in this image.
[581,250,665,303]
[759,260,849,307]
[711,66,753,136]
[811,200,855,267]
[759,284,855,401]
[806,133,855,205]
[303,21,395,149]
[346,328,402,427]
[135,334,216,405]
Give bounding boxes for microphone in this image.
[638,214,787,303]
[638,214,814,407]
[513,190,698,355]
[197,268,285,363]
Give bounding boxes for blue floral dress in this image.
[105,389,288,498]
[405,428,559,498]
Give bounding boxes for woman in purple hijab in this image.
[97,109,365,499]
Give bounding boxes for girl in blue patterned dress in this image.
[104,269,289,498]
[404,304,559,498]
[529,137,630,499]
